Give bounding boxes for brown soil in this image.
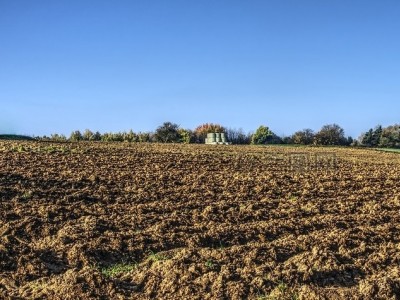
[0,142,399,299]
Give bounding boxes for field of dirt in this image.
[0,141,399,299]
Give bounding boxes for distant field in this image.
[0,141,399,299]
[376,148,400,153]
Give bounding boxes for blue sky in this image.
[1,0,399,138]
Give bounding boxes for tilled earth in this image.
[0,142,399,299]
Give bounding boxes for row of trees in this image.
[359,124,400,148]
[50,130,156,143]
[39,122,400,148]
[285,124,353,146]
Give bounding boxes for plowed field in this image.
[0,142,399,299]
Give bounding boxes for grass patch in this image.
[147,251,167,263]
[376,148,400,153]
[8,145,28,152]
[101,262,137,278]
[204,259,215,269]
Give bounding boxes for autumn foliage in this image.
[194,123,226,143]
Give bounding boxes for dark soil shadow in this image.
[310,267,364,287]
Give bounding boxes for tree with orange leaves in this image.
[194,123,226,143]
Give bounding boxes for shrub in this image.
[69,130,83,141]
[379,124,400,148]
[291,129,314,145]
[251,125,273,145]
[155,122,181,143]
[178,128,194,144]
[314,124,347,146]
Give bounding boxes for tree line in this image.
[38,122,400,148]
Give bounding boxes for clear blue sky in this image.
[1,0,399,138]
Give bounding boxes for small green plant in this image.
[257,294,268,300]
[11,145,27,152]
[21,191,33,199]
[27,281,46,292]
[147,251,166,263]
[45,146,57,153]
[204,259,215,269]
[101,262,137,278]
[60,146,70,154]
[277,281,287,293]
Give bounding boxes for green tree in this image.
[69,130,83,141]
[346,136,354,146]
[178,128,194,144]
[154,122,180,143]
[268,133,283,144]
[371,125,383,146]
[50,133,67,141]
[125,130,137,142]
[137,132,152,143]
[291,129,314,145]
[155,122,180,143]
[282,136,293,144]
[379,124,400,148]
[361,128,374,146]
[92,131,102,141]
[112,132,124,142]
[360,125,382,147]
[251,125,273,145]
[82,129,94,141]
[101,132,112,142]
[314,124,347,145]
